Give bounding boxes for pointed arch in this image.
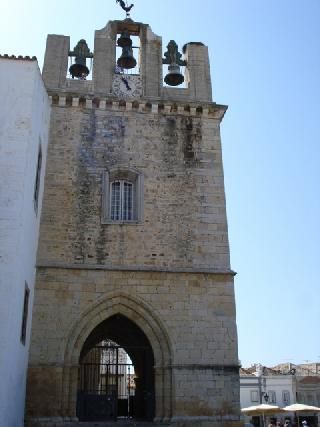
[61,291,173,421]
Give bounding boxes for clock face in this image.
[112,74,143,98]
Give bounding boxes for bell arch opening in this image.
[76,314,155,422]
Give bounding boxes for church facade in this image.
[25,17,240,427]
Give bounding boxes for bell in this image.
[117,30,132,48]
[69,61,89,79]
[162,40,186,86]
[68,39,92,79]
[117,46,137,69]
[164,64,184,86]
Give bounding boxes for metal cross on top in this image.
[116,0,134,18]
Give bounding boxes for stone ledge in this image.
[48,94,227,121]
[36,261,236,276]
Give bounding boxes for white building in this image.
[240,364,320,427]
[0,56,50,427]
[240,366,295,408]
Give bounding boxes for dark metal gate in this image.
[77,341,139,421]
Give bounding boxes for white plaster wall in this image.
[0,59,50,427]
[240,375,296,421]
[240,376,259,408]
[264,376,295,406]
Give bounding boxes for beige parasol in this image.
[242,404,285,427]
[283,404,320,427]
[283,404,320,412]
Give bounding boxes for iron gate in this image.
[77,341,136,421]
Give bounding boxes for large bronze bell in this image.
[164,64,184,86]
[69,61,89,79]
[117,45,137,69]
[162,40,186,86]
[68,39,93,79]
[117,30,132,48]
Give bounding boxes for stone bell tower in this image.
[26,12,240,427]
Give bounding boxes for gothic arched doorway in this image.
[76,314,155,422]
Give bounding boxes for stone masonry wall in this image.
[27,268,239,420]
[27,101,239,425]
[29,270,237,367]
[37,103,230,270]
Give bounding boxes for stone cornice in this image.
[36,261,236,276]
[48,92,228,121]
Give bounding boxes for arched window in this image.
[102,167,143,224]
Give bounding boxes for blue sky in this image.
[1,0,319,367]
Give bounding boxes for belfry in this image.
[26,4,240,427]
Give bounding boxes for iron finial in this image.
[116,0,134,18]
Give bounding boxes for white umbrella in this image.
[283,403,320,427]
[283,404,320,412]
[242,404,285,427]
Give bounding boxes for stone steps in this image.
[25,418,169,427]
[35,421,167,427]
[65,424,166,427]
[73,424,157,427]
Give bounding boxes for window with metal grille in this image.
[102,168,143,224]
[110,180,134,221]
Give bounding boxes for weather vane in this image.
[116,0,134,18]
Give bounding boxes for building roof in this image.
[241,362,320,377]
[298,376,320,384]
[240,364,282,376]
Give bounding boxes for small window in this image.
[251,390,259,402]
[34,143,42,212]
[307,394,314,405]
[283,390,290,405]
[21,282,30,345]
[102,167,143,224]
[297,392,303,403]
[268,391,276,403]
[110,180,134,221]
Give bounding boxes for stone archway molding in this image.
[61,290,173,422]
